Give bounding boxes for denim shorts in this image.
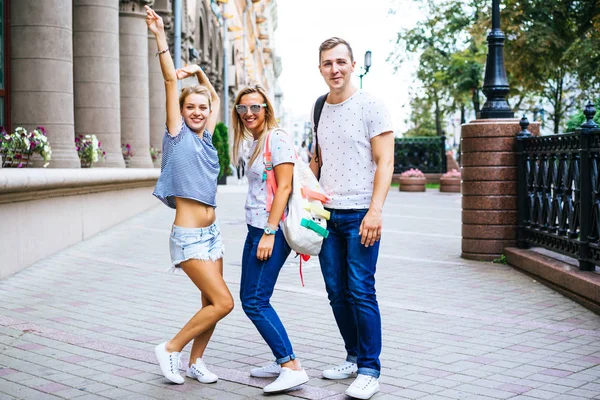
[168,221,224,273]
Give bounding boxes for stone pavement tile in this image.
[84,372,139,387]
[444,374,481,384]
[117,381,179,398]
[408,383,448,395]
[68,395,111,400]
[473,378,532,393]
[94,387,141,399]
[356,395,396,400]
[54,388,92,399]
[562,387,599,398]
[388,388,430,399]
[485,373,532,386]
[550,395,587,400]
[537,383,582,395]
[419,395,459,400]
[580,382,600,392]
[495,383,534,395]
[433,388,488,399]
[0,380,63,400]
[231,384,266,397]
[522,388,562,399]
[450,383,515,399]
[403,373,439,384]
[0,371,35,384]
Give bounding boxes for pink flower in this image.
[400,168,425,178]
[442,168,461,178]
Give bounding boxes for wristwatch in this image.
[264,224,278,235]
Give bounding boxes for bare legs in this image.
[165,258,233,357]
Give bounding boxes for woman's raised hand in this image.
[176,64,201,80]
[145,5,164,36]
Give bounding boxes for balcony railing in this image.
[516,102,600,271]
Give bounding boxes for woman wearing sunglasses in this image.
[231,86,309,393]
[146,6,234,386]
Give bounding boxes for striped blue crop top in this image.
[153,122,219,209]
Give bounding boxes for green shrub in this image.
[566,98,600,132]
[212,122,232,179]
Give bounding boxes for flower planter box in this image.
[399,177,426,192]
[440,176,461,193]
[0,151,32,168]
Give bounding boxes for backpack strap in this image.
[263,129,286,221]
[313,93,328,180]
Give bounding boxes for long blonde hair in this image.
[232,85,279,167]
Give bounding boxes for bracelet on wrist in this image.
[155,48,169,57]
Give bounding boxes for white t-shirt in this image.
[245,129,296,228]
[312,90,393,209]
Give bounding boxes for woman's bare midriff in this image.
[174,197,216,228]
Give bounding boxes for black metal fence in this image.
[394,136,447,174]
[516,102,600,270]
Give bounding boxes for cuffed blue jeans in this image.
[318,208,382,378]
[240,225,296,364]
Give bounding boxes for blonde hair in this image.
[179,85,212,110]
[232,85,279,167]
[319,37,354,64]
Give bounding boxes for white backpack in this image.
[264,130,330,256]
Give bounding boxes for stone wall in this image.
[0,169,160,278]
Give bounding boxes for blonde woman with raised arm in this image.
[146,5,233,386]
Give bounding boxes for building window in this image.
[0,0,9,130]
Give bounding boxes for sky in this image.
[274,0,423,135]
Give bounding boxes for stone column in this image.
[11,0,80,168]
[461,119,539,261]
[74,0,125,167]
[120,0,154,168]
[148,1,172,168]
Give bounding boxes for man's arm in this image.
[359,131,395,247]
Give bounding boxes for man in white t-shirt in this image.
[309,37,394,400]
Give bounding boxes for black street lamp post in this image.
[478,0,514,119]
[359,50,372,89]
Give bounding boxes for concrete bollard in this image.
[461,119,539,261]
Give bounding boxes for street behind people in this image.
[231,85,310,393]
[309,37,395,400]
[146,5,233,386]
[299,140,310,164]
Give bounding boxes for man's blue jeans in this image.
[240,225,296,364]
[318,208,382,378]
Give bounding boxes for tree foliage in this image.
[565,98,600,131]
[212,122,232,180]
[389,0,600,135]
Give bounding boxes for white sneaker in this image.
[250,361,281,378]
[345,374,379,400]
[322,360,358,380]
[186,358,218,383]
[263,367,309,393]
[154,342,184,384]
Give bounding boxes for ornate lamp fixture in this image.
[479,0,514,119]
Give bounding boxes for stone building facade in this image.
[0,0,281,168]
[0,0,281,278]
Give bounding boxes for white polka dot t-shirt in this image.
[313,90,393,209]
[245,129,296,229]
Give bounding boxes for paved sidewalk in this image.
[1,187,599,400]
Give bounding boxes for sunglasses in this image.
[235,103,267,114]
